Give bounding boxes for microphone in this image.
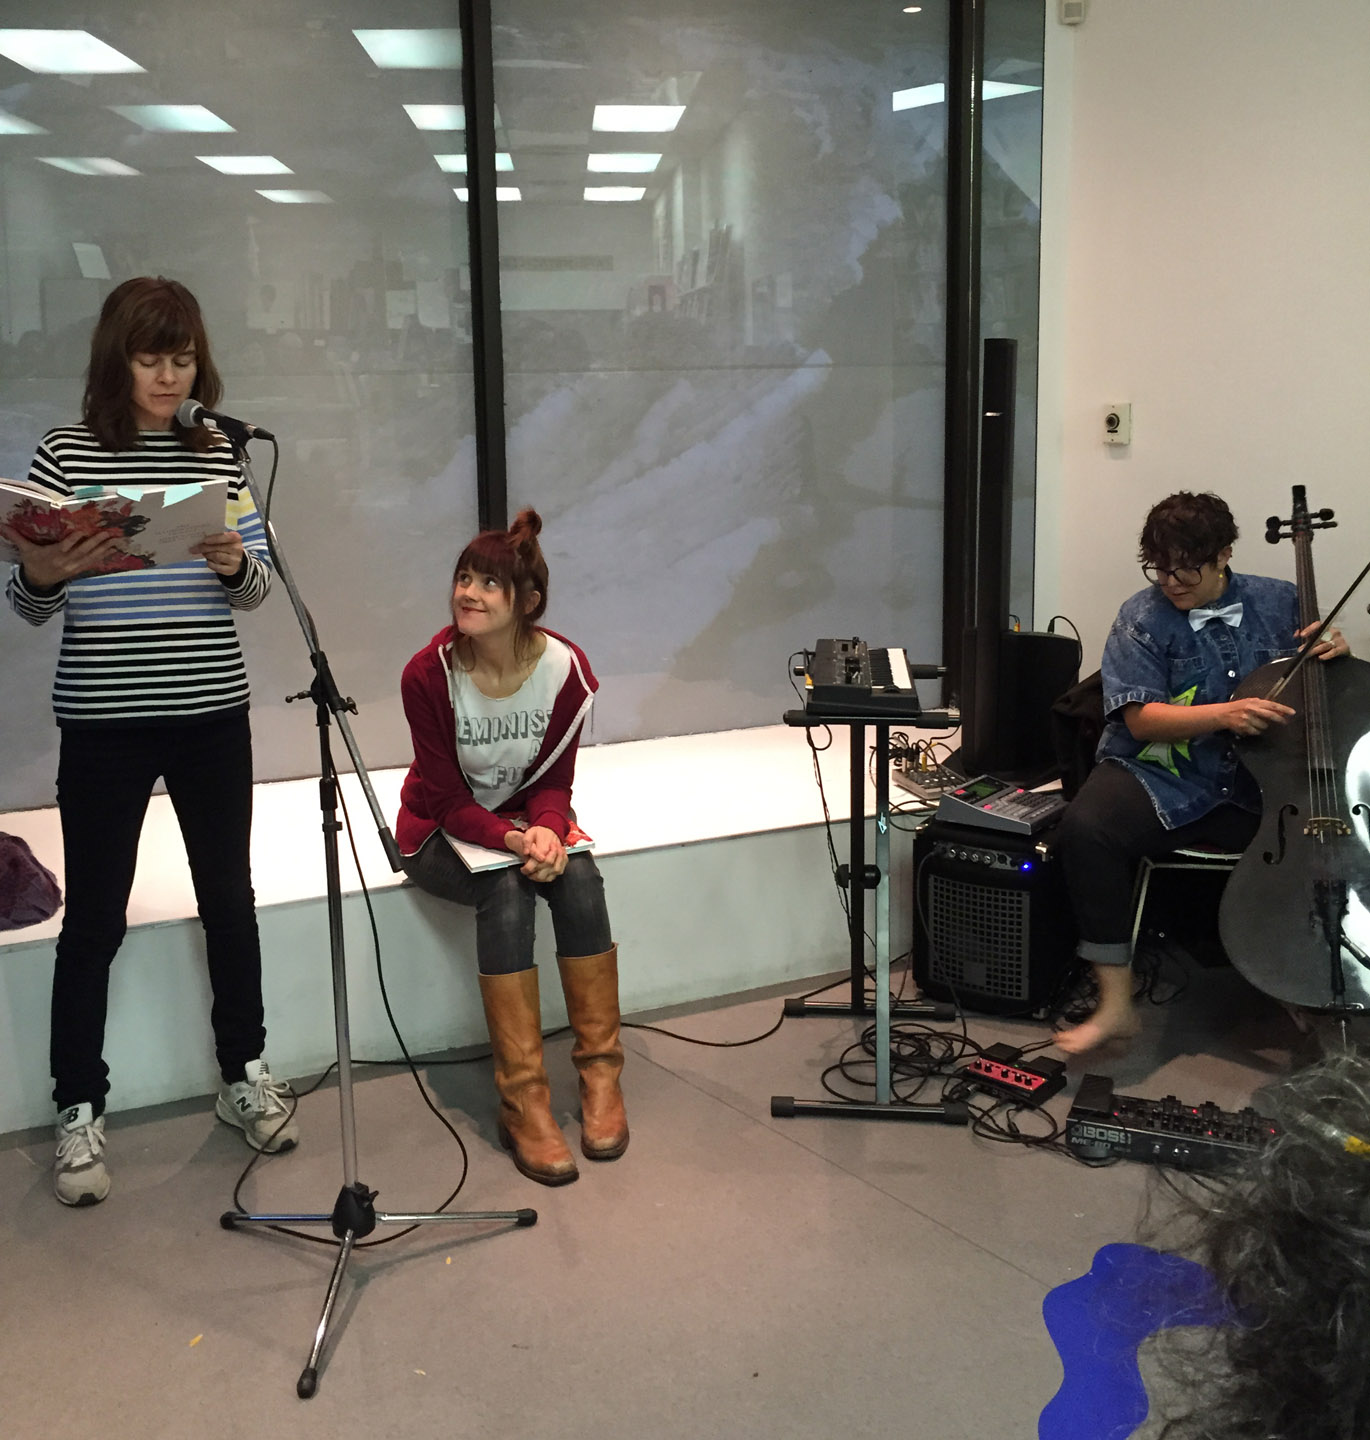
[176,398,276,443]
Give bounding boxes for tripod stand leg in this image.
[297,1228,356,1399]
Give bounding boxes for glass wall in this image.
[489,1,954,741]
[982,0,1044,626]
[0,4,477,810]
[0,1,1045,805]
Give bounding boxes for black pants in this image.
[1056,761,1259,966]
[51,712,266,1116]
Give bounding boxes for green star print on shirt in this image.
[1136,684,1198,776]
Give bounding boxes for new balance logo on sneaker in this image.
[215,1057,300,1153]
[53,1102,111,1207]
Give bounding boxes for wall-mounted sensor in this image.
[1058,0,1087,24]
[1104,403,1132,446]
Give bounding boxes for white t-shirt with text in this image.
[447,635,572,811]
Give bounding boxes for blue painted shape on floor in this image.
[1039,1242,1229,1440]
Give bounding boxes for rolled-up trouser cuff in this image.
[1078,939,1131,968]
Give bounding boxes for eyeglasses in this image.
[1142,561,1209,588]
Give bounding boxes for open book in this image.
[444,819,595,874]
[0,476,231,576]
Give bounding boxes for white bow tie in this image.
[1188,600,1243,632]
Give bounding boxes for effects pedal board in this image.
[959,1044,1066,1106]
[1065,1073,1278,1170]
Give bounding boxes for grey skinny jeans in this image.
[401,831,612,974]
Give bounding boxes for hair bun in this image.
[508,508,542,550]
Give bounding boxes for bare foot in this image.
[1053,1009,1141,1055]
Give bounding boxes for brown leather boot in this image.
[478,969,578,1186]
[557,947,629,1160]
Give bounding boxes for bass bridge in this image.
[1305,816,1353,838]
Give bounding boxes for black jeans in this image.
[402,831,612,974]
[1056,760,1259,966]
[51,712,266,1116]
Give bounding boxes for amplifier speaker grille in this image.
[913,819,1077,1015]
[926,875,1031,1002]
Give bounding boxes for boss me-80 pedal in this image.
[1065,1073,1277,1170]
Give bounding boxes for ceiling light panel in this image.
[453,187,522,202]
[982,82,1041,99]
[584,186,645,202]
[38,157,140,176]
[256,189,333,203]
[436,153,513,173]
[587,153,661,173]
[893,80,1040,112]
[110,105,234,133]
[0,29,144,74]
[0,108,47,135]
[354,29,461,68]
[72,242,111,279]
[592,105,684,133]
[405,104,464,131]
[197,155,293,175]
[892,83,944,111]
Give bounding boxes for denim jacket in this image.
[1096,571,1300,829]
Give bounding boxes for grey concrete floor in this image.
[0,959,1299,1440]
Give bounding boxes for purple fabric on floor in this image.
[0,832,62,930]
[1039,1242,1230,1440]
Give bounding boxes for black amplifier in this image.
[1065,1073,1277,1170]
[912,819,1077,1015]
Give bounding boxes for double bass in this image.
[1218,486,1370,1012]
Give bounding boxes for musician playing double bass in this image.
[1053,491,1351,1054]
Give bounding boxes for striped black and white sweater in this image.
[5,425,272,727]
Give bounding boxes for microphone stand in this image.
[215,432,535,1398]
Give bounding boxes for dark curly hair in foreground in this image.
[1149,1050,1370,1439]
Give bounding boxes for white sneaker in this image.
[215,1058,299,1153]
[54,1103,111,1207]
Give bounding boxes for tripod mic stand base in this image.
[771,1095,969,1124]
[221,1179,537,1397]
[782,996,955,1021]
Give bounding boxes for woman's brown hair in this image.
[451,508,549,658]
[83,276,223,452]
[1138,491,1239,570]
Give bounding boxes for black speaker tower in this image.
[956,338,1078,781]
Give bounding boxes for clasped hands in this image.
[504,824,567,882]
[1222,620,1350,737]
[9,527,245,586]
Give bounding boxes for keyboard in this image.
[803,638,925,718]
[871,645,913,691]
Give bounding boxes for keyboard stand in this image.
[773,708,968,1125]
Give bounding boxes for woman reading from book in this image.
[4,276,298,1207]
[396,509,627,1185]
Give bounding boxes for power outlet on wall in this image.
[1104,403,1132,446]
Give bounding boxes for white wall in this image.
[1037,0,1370,669]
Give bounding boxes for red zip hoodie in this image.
[396,626,597,856]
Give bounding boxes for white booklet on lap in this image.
[443,818,594,873]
